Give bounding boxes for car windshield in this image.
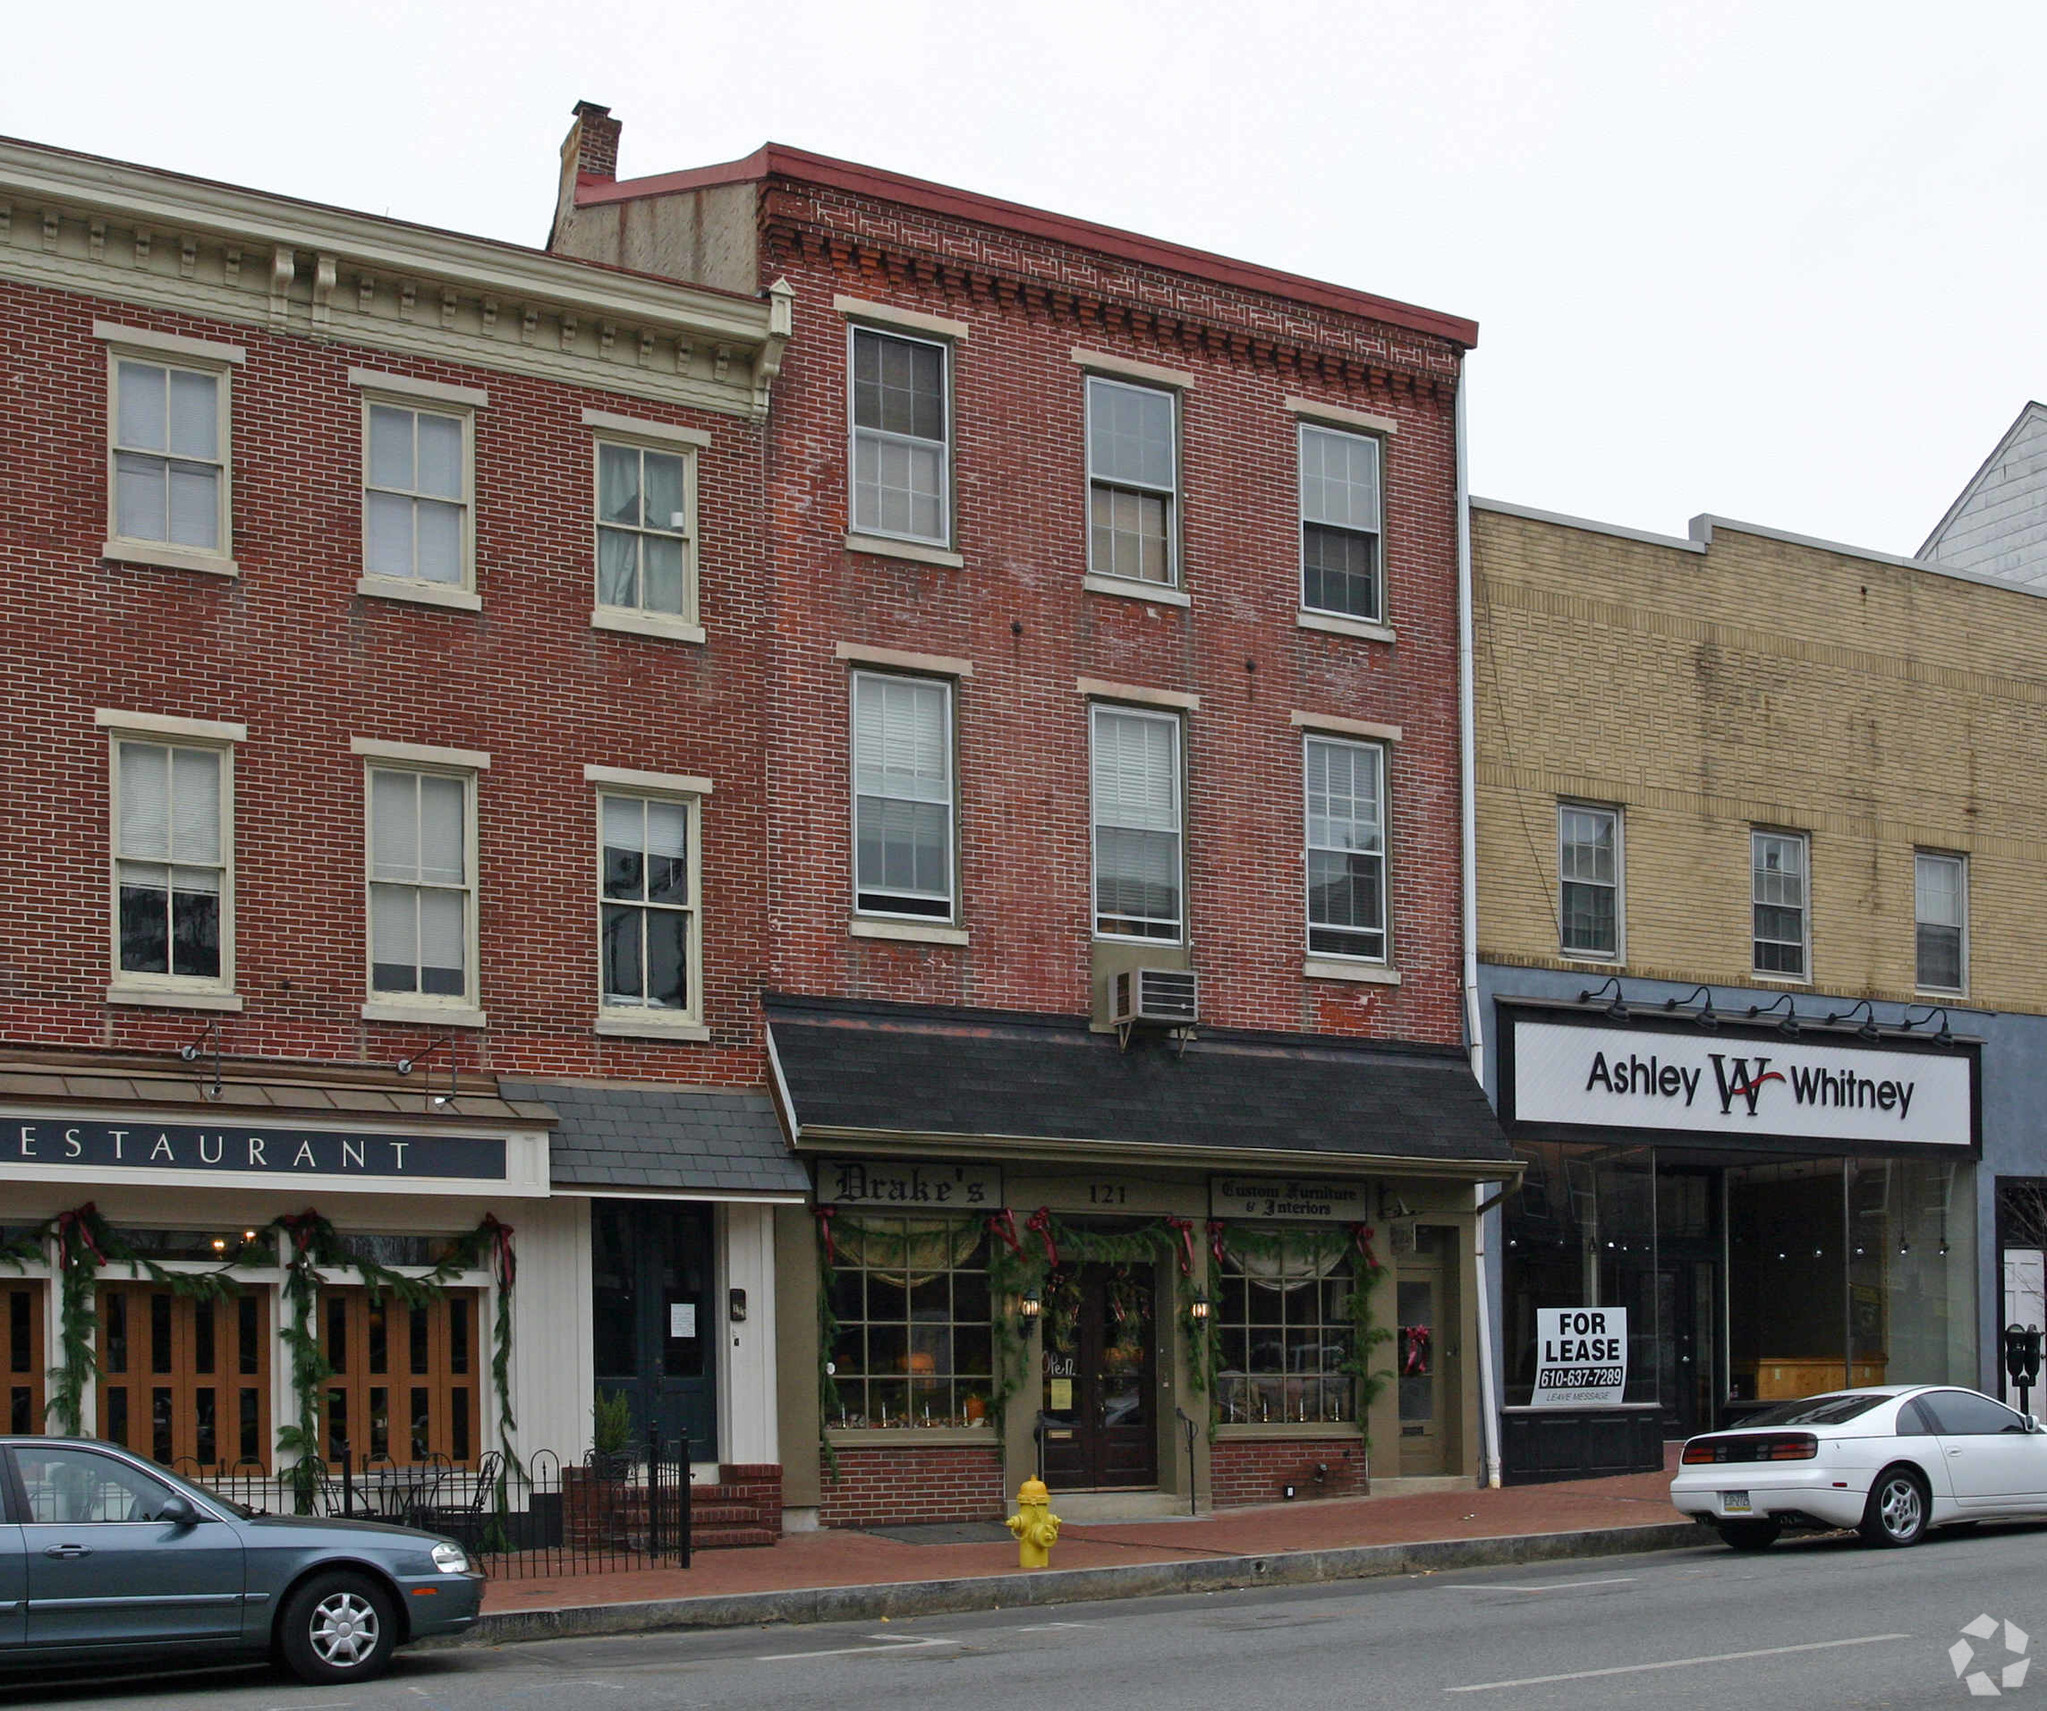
[1734,1393,1889,1427]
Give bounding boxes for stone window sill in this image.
[356,575,482,612]
[1302,958,1402,985]
[1213,1421,1365,1441]
[102,541,239,578]
[1296,609,1396,645]
[844,532,965,570]
[849,918,970,946]
[1083,573,1191,609]
[360,1000,488,1028]
[591,607,706,644]
[593,1015,711,1042]
[105,984,245,1012]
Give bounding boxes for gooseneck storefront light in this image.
[1661,985,1720,1031]
[1577,976,1629,1021]
[1824,998,1883,1042]
[1901,1005,1958,1047]
[1746,991,1802,1037]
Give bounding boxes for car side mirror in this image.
[157,1494,199,1527]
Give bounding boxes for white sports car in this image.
[1671,1385,2047,1550]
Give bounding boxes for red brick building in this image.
[550,106,1512,1523]
[0,136,803,1532]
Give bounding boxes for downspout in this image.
[1457,361,1503,1488]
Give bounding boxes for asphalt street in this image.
[9,1523,2047,1710]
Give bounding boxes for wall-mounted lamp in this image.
[1188,1291,1212,1322]
[1577,976,1628,1021]
[179,1019,224,1101]
[728,1287,748,1323]
[1747,992,1802,1037]
[1016,1288,1042,1333]
[1901,1005,1957,1048]
[1661,985,1719,1031]
[395,1034,460,1108]
[1824,998,1882,1042]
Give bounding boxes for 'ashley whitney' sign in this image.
[1511,1020,1972,1147]
[0,1119,506,1180]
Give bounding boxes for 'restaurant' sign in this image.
[1511,1020,1973,1147]
[0,1119,505,1179]
[1531,1307,1628,1408]
[815,1158,1001,1209]
[1210,1176,1368,1222]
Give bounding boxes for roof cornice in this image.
[0,137,786,417]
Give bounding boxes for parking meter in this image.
[2003,1323,2042,1415]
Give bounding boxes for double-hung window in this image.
[1299,423,1382,622]
[363,399,471,589]
[1091,705,1183,941]
[851,672,955,920]
[367,766,475,1003]
[600,792,701,1018]
[1558,804,1620,959]
[1752,830,1809,977]
[111,736,232,994]
[850,327,949,544]
[1304,736,1386,961]
[1915,851,1966,993]
[1087,377,1177,586]
[593,422,699,628]
[105,340,235,568]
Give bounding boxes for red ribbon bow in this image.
[1163,1215,1197,1276]
[54,1204,106,1267]
[1350,1222,1381,1274]
[1026,1207,1059,1268]
[987,1208,1022,1255]
[480,1213,516,1291]
[1403,1324,1432,1376]
[815,1205,837,1266]
[1207,1219,1228,1267]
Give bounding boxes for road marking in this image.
[755,1634,962,1661]
[1437,1576,1637,1593]
[1014,1621,1093,1631]
[1444,1632,1911,1692]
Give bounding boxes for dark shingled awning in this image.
[765,996,1512,1170]
[500,1081,807,1197]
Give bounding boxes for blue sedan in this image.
[0,1436,484,1684]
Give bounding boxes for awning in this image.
[765,996,1514,1177]
[502,1081,809,1199]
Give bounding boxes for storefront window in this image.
[320,1287,479,1466]
[97,1282,270,1470]
[1854,1159,1973,1389]
[1215,1234,1357,1424]
[827,1215,992,1428]
[1502,1142,1659,1407]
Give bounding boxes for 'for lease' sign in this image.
[1531,1307,1628,1408]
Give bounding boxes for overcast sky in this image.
[15,0,2042,554]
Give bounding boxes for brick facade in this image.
[816,1444,1006,1528]
[1210,1434,1368,1508]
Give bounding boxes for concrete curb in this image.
[438,1519,1710,1648]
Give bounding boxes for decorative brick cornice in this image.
[0,139,786,418]
[761,195,1459,407]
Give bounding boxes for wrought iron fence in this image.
[180,1425,694,1578]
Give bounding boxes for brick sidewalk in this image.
[480,1451,1686,1616]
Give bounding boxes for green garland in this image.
[3,1201,518,1511]
[1213,1223,1395,1433]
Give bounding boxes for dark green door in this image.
[591,1200,717,1461]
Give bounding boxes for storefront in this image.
[1486,989,1981,1483]
[765,996,1515,1523]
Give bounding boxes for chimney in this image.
[566,100,621,181]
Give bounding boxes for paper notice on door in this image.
[1048,1378,1073,1411]
[669,1302,696,1339]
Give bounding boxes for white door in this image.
[2005,1249,2045,1410]
[1923,1389,2047,1511]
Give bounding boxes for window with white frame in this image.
[363,402,470,587]
[109,357,229,557]
[599,792,700,1017]
[596,439,695,620]
[1299,423,1381,622]
[850,327,949,544]
[1087,377,1177,586]
[1091,705,1182,941]
[1558,804,1620,959]
[1304,736,1386,961]
[1752,830,1808,977]
[367,766,474,1001]
[112,739,231,988]
[1915,851,1966,993]
[851,672,955,920]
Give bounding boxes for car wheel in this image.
[278,1570,399,1685]
[1859,1467,1930,1548]
[1715,1519,1782,1552]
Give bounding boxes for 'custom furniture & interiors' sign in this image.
[1210,1176,1368,1222]
[1,1119,505,1180]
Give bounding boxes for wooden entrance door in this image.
[1040,1261,1158,1489]
[1396,1225,1462,1476]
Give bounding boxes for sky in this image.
[12,0,2044,555]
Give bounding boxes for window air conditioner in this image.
[1111,967,1199,1029]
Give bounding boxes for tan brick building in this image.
[1471,497,2038,1488]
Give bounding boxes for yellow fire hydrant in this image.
[1007,1477,1062,1569]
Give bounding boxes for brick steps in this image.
[683,1463,781,1551]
